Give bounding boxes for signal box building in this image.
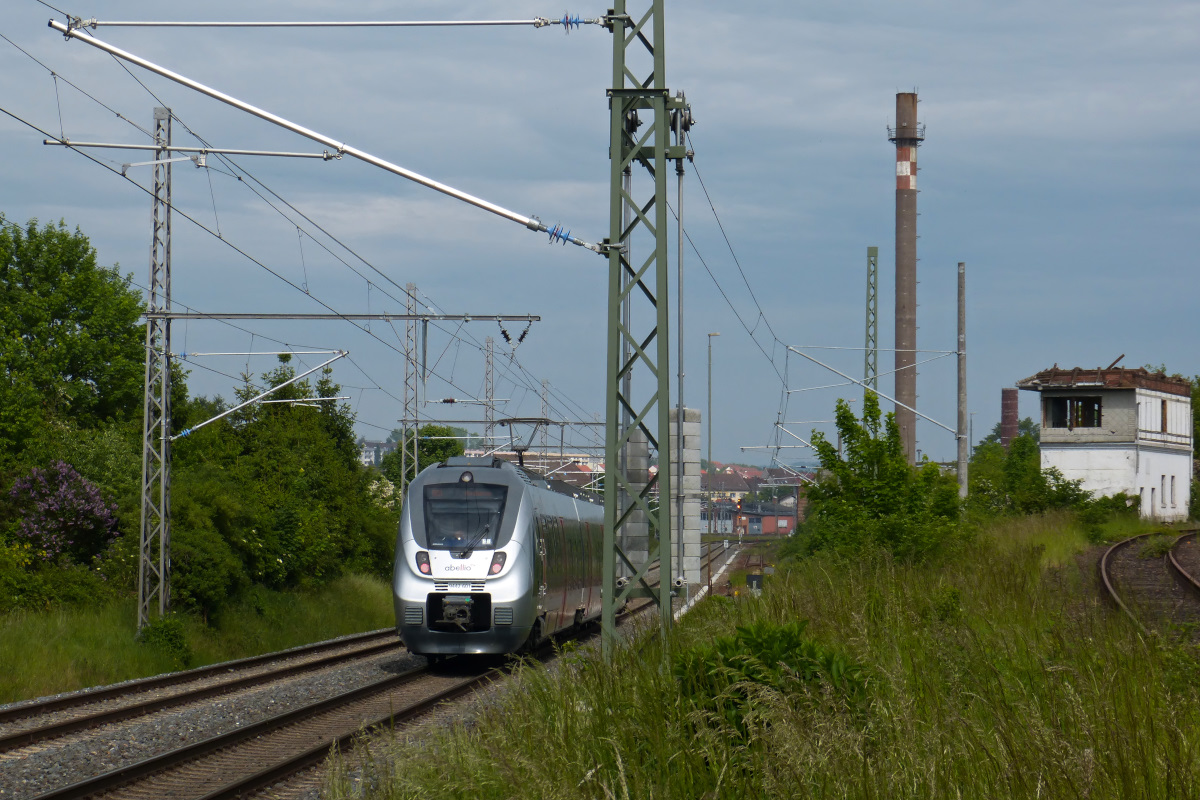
[1016,367,1193,521]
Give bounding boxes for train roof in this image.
[436,456,602,505]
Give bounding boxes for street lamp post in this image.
[707,332,720,592]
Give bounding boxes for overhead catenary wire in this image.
[49,20,604,252]
[0,30,152,136]
[9,32,597,448]
[74,15,605,30]
[0,106,505,429]
[11,22,605,442]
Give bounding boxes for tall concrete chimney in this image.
[1000,387,1019,448]
[889,92,924,464]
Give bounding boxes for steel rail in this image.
[27,664,437,800]
[1099,533,1154,635]
[0,628,392,726]
[35,623,603,799]
[0,639,399,754]
[194,672,491,800]
[48,20,601,252]
[32,546,728,799]
[1167,532,1200,598]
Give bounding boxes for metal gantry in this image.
[137,107,172,630]
[401,284,419,494]
[863,245,879,395]
[601,0,688,658]
[484,336,495,445]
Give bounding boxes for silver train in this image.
[393,456,604,656]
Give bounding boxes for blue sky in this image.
[2,1,1197,465]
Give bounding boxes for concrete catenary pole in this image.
[957,262,968,499]
[888,92,924,464]
[707,331,719,591]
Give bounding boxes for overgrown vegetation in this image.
[968,433,1090,516]
[785,393,966,560]
[0,215,398,629]
[326,516,1200,799]
[0,572,394,703]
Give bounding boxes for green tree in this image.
[978,416,1040,448]
[797,393,963,559]
[967,435,1088,516]
[0,218,144,465]
[379,424,466,488]
[165,356,395,597]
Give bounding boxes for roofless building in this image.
[1016,366,1193,521]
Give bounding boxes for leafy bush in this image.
[673,619,868,740]
[0,556,115,612]
[800,393,966,560]
[7,461,119,564]
[968,435,1089,516]
[136,614,192,668]
[1078,492,1139,543]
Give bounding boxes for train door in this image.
[534,516,548,631]
[554,517,569,632]
[581,521,594,620]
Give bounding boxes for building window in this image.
[1162,399,1168,433]
[1171,476,1177,507]
[1161,476,1167,507]
[1045,396,1102,429]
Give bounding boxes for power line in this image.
[10,28,600,439]
[6,40,598,443]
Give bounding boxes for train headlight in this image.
[489,552,507,575]
[416,551,431,574]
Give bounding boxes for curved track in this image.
[1099,530,1200,636]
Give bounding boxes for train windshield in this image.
[423,483,508,552]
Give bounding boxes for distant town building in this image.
[1016,366,1193,521]
[701,471,751,503]
[358,440,397,468]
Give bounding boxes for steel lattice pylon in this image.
[137,107,172,630]
[601,0,687,658]
[401,283,419,493]
[484,336,495,446]
[864,245,879,393]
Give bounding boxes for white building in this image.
[357,440,397,468]
[1016,367,1193,521]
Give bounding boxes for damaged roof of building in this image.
[1016,366,1192,396]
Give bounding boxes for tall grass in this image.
[0,573,394,704]
[326,517,1200,799]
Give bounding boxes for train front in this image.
[393,458,534,655]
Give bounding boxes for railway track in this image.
[6,543,741,799]
[1099,530,1200,637]
[28,660,493,800]
[0,628,398,754]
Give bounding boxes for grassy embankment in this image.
[326,512,1200,799]
[0,573,394,704]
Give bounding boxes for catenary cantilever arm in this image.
[48,19,602,252]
